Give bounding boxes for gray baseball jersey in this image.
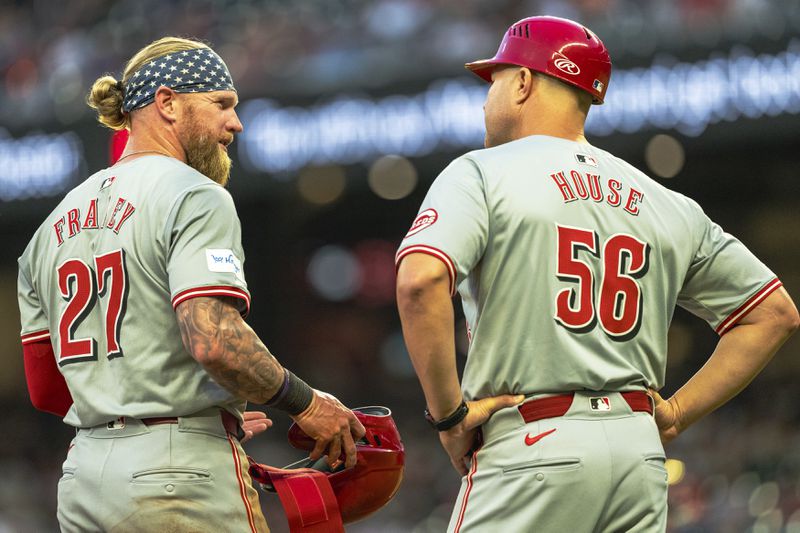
[18,155,249,427]
[397,135,780,400]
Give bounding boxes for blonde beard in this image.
[182,108,233,186]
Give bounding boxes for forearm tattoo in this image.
[176,296,284,403]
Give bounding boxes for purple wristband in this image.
[266,369,291,405]
[266,369,313,415]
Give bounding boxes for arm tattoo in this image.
[176,296,284,403]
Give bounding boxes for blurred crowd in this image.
[2,0,799,129]
[664,382,800,532]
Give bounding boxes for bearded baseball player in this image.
[396,16,799,532]
[18,37,365,532]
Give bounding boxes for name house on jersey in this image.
[551,170,644,216]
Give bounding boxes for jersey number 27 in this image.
[554,225,650,340]
[57,249,128,365]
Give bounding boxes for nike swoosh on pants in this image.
[524,428,557,446]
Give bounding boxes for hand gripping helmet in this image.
[248,406,404,532]
[465,16,612,104]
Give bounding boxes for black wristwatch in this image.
[424,400,469,431]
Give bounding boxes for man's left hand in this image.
[440,394,525,476]
[648,389,682,445]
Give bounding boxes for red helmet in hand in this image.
[249,406,404,530]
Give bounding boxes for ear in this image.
[153,86,179,123]
[513,68,535,105]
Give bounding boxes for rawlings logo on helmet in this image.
[553,54,580,75]
[249,406,405,531]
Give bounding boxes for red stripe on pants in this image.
[228,434,257,533]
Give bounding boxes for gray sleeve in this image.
[677,204,780,335]
[164,184,251,316]
[396,156,488,294]
[18,254,50,341]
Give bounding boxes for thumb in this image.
[473,394,526,419]
[647,388,676,429]
[647,388,664,407]
[496,394,526,410]
[647,388,670,415]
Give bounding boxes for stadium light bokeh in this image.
[239,42,800,173]
[4,42,799,200]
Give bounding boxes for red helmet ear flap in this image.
[356,406,403,450]
[249,462,344,533]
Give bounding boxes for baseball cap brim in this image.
[464,59,498,83]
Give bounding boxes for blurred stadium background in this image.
[1,0,800,531]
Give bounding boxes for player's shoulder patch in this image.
[405,208,438,238]
[206,249,244,283]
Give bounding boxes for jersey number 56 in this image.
[554,225,650,340]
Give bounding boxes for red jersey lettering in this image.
[624,189,644,216]
[570,170,589,200]
[587,173,603,202]
[67,208,81,238]
[106,198,126,229]
[54,218,66,247]
[550,171,576,202]
[113,203,136,234]
[83,199,99,229]
[607,179,622,207]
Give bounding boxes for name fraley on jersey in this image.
[52,187,136,246]
[552,153,645,216]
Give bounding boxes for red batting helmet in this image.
[465,16,612,104]
[249,406,404,531]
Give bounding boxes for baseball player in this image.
[18,36,364,532]
[395,16,798,532]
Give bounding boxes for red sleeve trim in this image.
[395,245,456,296]
[715,278,782,335]
[21,330,50,345]
[172,285,251,317]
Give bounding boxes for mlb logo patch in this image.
[592,79,604,92]
[100,176,116,190]
[590,397,611,411]
[575,153,598,167]
[107,416,126,430]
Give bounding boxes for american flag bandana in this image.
[122,47,236,113]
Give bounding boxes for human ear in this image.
[153,87,179,123]
[514,67,534,105]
